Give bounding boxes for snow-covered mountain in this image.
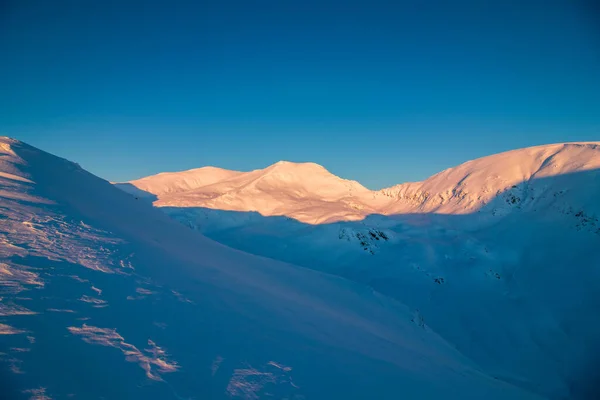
[0,136,543,399]
[118,160,377,224]
[379,142,600,216]
[118,142,600,224]
[117,142,600,399]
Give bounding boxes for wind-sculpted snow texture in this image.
[121,142,600,400]
[0,136,542,399]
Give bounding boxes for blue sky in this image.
[1,0,599,189]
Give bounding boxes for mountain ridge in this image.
[116,142,600,224]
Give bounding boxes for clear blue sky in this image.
[1,0,599,189]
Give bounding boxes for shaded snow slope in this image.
[0,136,541,399]
[117,142,600,400]
[170,195,600,400]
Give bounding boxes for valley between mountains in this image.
[117,142,600,399]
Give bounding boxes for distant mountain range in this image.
[116,142,600,224]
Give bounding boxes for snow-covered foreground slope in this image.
[0,137,541,399]
[119,142,600,399]
[176,203,600,400]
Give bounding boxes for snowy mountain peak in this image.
[272,160,309,166]
[258,160,365,189]
[261,160,330,177]
[117,159,373,223]
[269,160,326,170]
